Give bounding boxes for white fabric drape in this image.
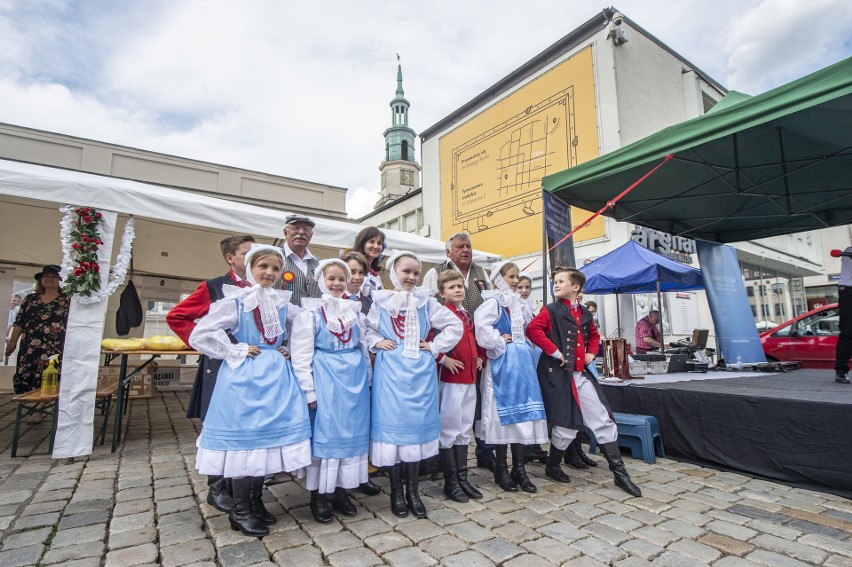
[52,210,118,459]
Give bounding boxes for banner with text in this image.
[542,190,576,270]
[696,241,766,364]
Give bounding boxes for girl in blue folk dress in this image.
[474,261,549,494]
[365,251,462,519]
[190,244,312,537]
[290,259,372,524]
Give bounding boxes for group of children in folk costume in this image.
[189,243,640,538]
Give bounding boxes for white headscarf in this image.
[378,250,428,359]
[222,244,290,342]
[489,260,527,343]
[312,259,358,335]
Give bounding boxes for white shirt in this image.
[282,242,318,276]
[840,246,852,287]
[423,261,489,296]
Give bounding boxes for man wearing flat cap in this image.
[281,214,322,307]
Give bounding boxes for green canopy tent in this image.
[542,57,852,243]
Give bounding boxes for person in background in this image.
[635,309,662,354]
[7,293,23,335]
[5,266,70,415]
[340,251,374,315]
[833,246,852,384]
[352,226,386,294]
[166,234,255,513]
[280,214,322,306]
[423,233,496,471]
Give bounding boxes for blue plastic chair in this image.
[588,412,665,464]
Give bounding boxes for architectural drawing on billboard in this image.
[450,88,577,234]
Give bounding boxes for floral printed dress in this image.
[12,293,70,394]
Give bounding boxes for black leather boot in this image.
[545,446,572,483]
[357,479,382,496]
[228,477,269,537]
[440,448,469,502]
[510,444,537,493]
[576,431,598,467]
[598,442,642,497]
[564,439,589,469]
[493,445,517,492]
[309,490,333,524]
[454,444,482,500]
[331,487,357,517]
[405,461,427,518]
[207,475,235,513]
[388,464,408,518]
[249,476,276,525]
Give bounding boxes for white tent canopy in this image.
[0,157,501,459]
[0,158,499,265]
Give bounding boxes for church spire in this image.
[376,56,421,210]
[396,62,404,98]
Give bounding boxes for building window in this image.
[401,140,408,161]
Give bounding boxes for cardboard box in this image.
[99,364,155,398]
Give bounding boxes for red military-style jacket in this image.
[429,303,485,384]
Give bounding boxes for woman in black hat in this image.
[4,265,70,409]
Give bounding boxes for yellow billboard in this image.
[439,46,603,257]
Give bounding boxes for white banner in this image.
[53,210,117,459]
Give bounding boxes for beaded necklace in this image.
[321,307,353,344]
[390,311,407,339]
[252,307,278,345]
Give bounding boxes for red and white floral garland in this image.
[59,205,135,304]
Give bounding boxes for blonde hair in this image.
[249,249,283,269]
[437,269,464,293]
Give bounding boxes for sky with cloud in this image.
[1,0,850,218]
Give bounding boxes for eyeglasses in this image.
[288,225,313,233]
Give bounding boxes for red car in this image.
[760,303,848,368]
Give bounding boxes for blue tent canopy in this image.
[580,240,703,295]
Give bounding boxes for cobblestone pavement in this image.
[0,391,850,567]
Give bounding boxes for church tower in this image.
[375,61,421,209]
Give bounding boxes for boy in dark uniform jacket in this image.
[166,234,255,511]
[527,266,641,496]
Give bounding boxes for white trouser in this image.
[551,371,618,450]
[438,382,477,448]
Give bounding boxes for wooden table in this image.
[101,349,199,452]
[10,376,120,458]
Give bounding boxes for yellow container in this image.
[41,358,59,397]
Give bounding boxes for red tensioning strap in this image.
[522,154,674,272]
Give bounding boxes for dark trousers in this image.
[836,287,852,374]
[473,367,495,461]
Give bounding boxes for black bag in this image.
[115,281,143,336]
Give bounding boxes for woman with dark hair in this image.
[4,265,71,413]
[353,226,386,294]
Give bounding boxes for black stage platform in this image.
[600,369,852,498]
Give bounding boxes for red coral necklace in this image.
[390,312,407,339]
[320,308,353,343]
[252,308,278,345]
